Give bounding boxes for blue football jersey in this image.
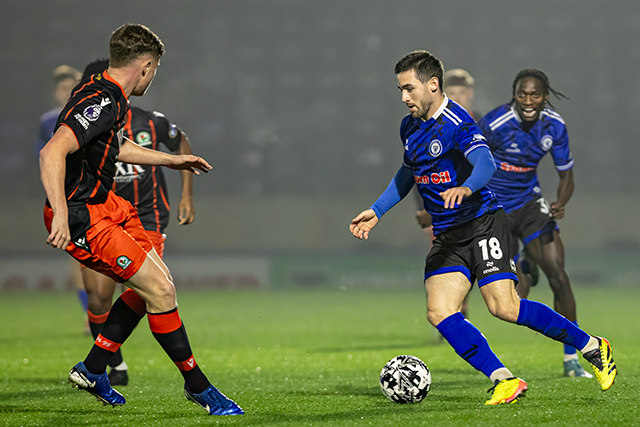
[479,104,573,213]
[401,95,500,234]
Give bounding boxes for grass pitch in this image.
[1,285,638,426]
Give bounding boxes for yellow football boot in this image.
[485,377,527,405]
[583,337,617,391]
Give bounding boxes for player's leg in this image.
[426,273,526,405]
[83,267,130,385]
[122,250,243,415]
[526,231,591,377]
[481,278,616,389]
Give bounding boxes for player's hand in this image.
[415,209,432,228]
[178,197,195,225]
[168,155,212,175]
[439,186,472,209]
[46,214,71,250]
[350,209,379,240]
[550,202,565,219]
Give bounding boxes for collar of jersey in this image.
[102,70,129,102]
[420,93,449,128]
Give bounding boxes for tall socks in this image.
[437,312,505,378]
[516,299,590,352]
[83,289,146,374]
[148,308,210,394]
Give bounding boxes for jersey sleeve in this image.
[58,96,118,149]
[151,111,182,152]
[454,121,490,159]
[550,123,573,171]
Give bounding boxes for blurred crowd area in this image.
[2,1,639,255]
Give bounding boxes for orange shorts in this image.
[44,192,153,283]
[145,230,166,259]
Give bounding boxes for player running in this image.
[39,24,242,416]
[479,69,591,378]
[78,59,200,387]
[349,50,616,405]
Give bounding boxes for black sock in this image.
[148,308,210,394]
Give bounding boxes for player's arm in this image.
[174,131,195,225]
[119,138,211,175]
[551,169,574,219]
[350,165,414,240]
[39,126,79,249]
[440,146,496,209]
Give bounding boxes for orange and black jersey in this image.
[54,70,129,204]
[114,106,182,234]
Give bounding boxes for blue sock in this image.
[516,299,590,351]
[564,320,579,355]
[78,289,88,312]
[436,312,505,378]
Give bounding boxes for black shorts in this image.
[424,209,518,287]
[506,196,559,259]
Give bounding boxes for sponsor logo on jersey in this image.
[83,104,102,122]
[414,171,452,185]
[506,142,521,153]
[100,97,111,107]
[74,113,90,130]
[114,162,145,182]
[135,131,152,146]
[428,139,443,157]
[169,124,178,139]
[540,135,553,151]
[117,256,132,270]
[404,138,409,151]
[499,162,534,173]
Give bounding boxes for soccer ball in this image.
[379,355,431,403]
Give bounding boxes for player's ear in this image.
[429,77,439,93]
[141,60,152,77]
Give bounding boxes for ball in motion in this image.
[379,355,431,403]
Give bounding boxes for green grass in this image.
[0,285,638,426]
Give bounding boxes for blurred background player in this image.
[79,60,198,387]
[479,68,591,378]
[414,68,479,321]
[37,65,89,335]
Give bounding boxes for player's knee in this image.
[427,308,451,327]
[487,300,519,323]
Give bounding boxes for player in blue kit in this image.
[349,51,616,405]
[479,69,591,378]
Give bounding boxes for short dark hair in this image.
[511,68,568,108]
[395,50,444,91]
[109,23,165,68]
[82,59,110,80]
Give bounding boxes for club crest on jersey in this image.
[540,135,553,151]
[428,139,443,157]
[135,131,152,146]
[117,256,132,270]
[83,104,102,122]
[169,124,178,139]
